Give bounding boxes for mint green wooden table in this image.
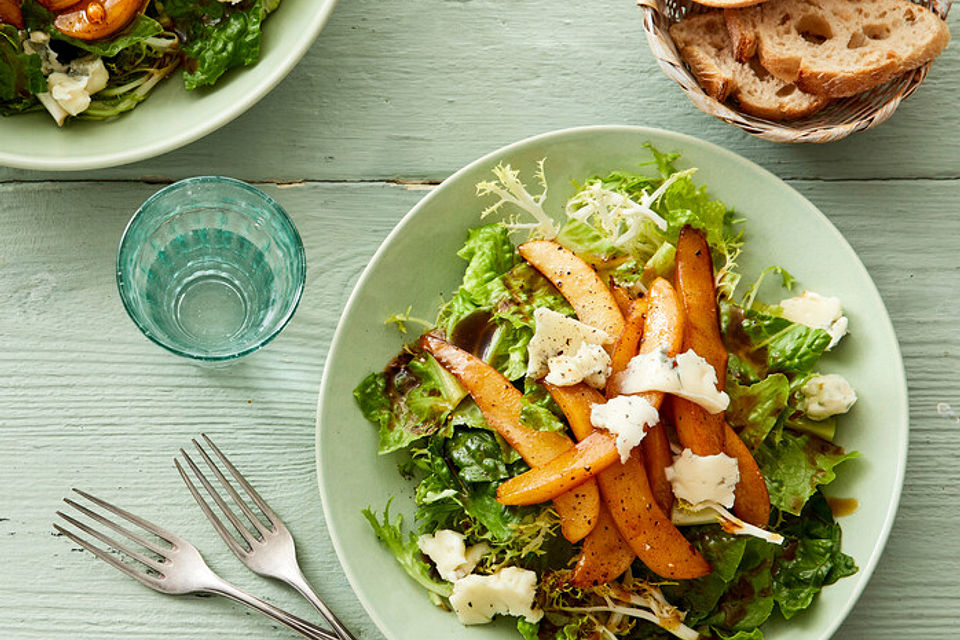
[2,1,959,638]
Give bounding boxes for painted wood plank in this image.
[0,0,958,183]
[2,178,960,640]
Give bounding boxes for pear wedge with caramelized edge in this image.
[55,0,146,41]
[0,0,23,28]
[544,381,710,580]
[519,240,625,342]
[40,0,85,11]
[419,334,600,543]
[496,279,686,509]
[672,225,771,527]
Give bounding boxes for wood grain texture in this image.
[2,179,960,639]
[2,0,960,636]
[0,0,957,183]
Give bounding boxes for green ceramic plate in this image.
[0,0,338,171]
[315,126,907,640]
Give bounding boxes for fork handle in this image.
[209,582,339,640]
[284,568,359,640]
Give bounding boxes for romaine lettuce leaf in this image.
[520,379,566,432]
[458,224,518,300]
[664,530,776,633]
[162,0,265,90]
[0,25,44,108]
[726,374,789,451]
[755,431,859,515]
[740,309,831,375]
[772,493,858,619]
[353,352,466,455]
[412,432,533,542]
[446,428,510,483]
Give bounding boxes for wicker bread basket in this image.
[638,0,952,143]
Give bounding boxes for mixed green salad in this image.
[356,147,860,640]
[0,0,280,125]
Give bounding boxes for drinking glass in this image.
[117,177,305,363]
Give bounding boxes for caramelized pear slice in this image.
[54,0,144,42]
[420,334,601,543]
[0,0,23,28]
[40,0,84,11]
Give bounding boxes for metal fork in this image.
[175,435,357,640]
[53,489,337,640]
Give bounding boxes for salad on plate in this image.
[0,0,280,125]
[355,147,860,640]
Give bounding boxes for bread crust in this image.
[669,15,735,100]
[690,0,768,8]
[724,8,759,62]
[726,0,951,98]
[671,11,831,120]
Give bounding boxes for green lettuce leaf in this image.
[412,432,532,542]
[664,530,776,633]
[520,379,566,432]
[62,15,164,57]
[554,618,590,640]
[437,225,572,381]
[772,493,858,619]
[498,262,574,323]
[699,538,776,632]
[406,353,466,423]
[756,431,859,515]
[740,309,831,375]
[354,372,413,454]
[484,319,534,381]
[726,374,790,451]
[716,629,765,640]
[663,529,750,623]
[353,352,467,455]
[0,25,45,108]
[555,218,622,266]
[439,245,572,381]
[362,500,452,598]
[449,397,487,429]
[516,619,540,640]
[785,413,837,442]
[577,145,743,296]
[446,428,510,482]
[162,0,265,90]
[458,224,518,300]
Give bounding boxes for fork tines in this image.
[53,489,175,589]
[175,434,277,556]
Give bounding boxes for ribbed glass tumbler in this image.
[117,177,305,363]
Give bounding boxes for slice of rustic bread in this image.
[724,0,950,98]
[670,12,831,120]
[670,12,737,101]
[686,0,768,9]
